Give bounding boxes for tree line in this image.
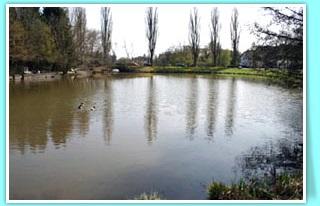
[9,6,303,77]
[10,7,74,77]
[146,7,240,67]
[9,7,113,78]
[153,6,302,71]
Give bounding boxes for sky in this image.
[82,4,293,58]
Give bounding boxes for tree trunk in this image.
[193,55,197,67]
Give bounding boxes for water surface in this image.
[9,74,303,200]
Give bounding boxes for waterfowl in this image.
[90,105,96,111]
[78,102,84,109]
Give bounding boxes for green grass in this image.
[131,173,302,200]
[121,66,302,87]
[134,192,163,200]
[134,66,226,73]
[207,173,303,200]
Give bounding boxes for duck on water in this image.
[78,103,96,111]
[78,102,84,109]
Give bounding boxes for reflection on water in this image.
[145,76,158,144]
[186,77,198,140]
[77,109,90,137]
[103,80,113,145]
[236,137,303,181]
[206,80,218,140]
[225,78,237,137]
[9,74,303,200]
[10,80,81,153]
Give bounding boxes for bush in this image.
[207,173,302,200]
[134,192,162,200]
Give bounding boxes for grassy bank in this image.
[207,173,303,200]
[132,172,302,200]
[135,192,162,200]
[122,66,302,87]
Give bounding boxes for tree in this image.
[145,7,158,66]
[189,7,200,67]
[101,7,112,65]
[219,49,232,67]
[254,7,303,71]
[85,29,102,66]
[216,41,222,66]
[9,7,83,76]
[156,45,193,66]
[210,7,220,66]
[230,8,240,66]
[9,7,58,77]
[12,7,44,67]
[123,41,134,59]
[9,8,28,76]
[30,19,57,66]
[42,7,74,73]
[71,7,86,65]
[86,29,100,55]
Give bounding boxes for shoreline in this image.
[9,67,302,88]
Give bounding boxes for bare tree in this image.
[210,7,220,66]
[122,41,135,59]
[86,29,100,56]
[216,41,222,66]
[71,7,86,64]
[189,7,200,67]
[254,7,303,71]
[230,8,240,66]
[123,41,130,59]
[254,7,303,44]
[145,7,158,66]
[101,7,112,65]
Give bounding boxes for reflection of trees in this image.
[10,86,49,153]
[76,110,89,137]
[206,79,218,140]
[103,79,114,145]
[276,93,303,140]
[54,80,90,144]
[224,78,237,137]
[9,79,88,153]
[145,77,158,144]
[49,107,74,148]
[186,77,198,140]
[73,80,96,138]
[236,138,303,181]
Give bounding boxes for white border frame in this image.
[5,3,307,204]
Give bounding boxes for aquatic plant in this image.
[134,192,162,200]
[207,173,303,200]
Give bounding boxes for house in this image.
[240,50,263,68]
[240,46,281,69]
[240,50,253,68]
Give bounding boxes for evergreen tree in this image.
[43,7,75,73]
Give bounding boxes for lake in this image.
[9,74,303,200]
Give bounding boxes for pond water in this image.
[9,74,303,200]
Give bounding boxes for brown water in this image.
[9,74,303,200]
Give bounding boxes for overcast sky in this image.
[81,4,296,58]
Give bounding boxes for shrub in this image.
[134,192,162,200]
[207,173,302,200]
